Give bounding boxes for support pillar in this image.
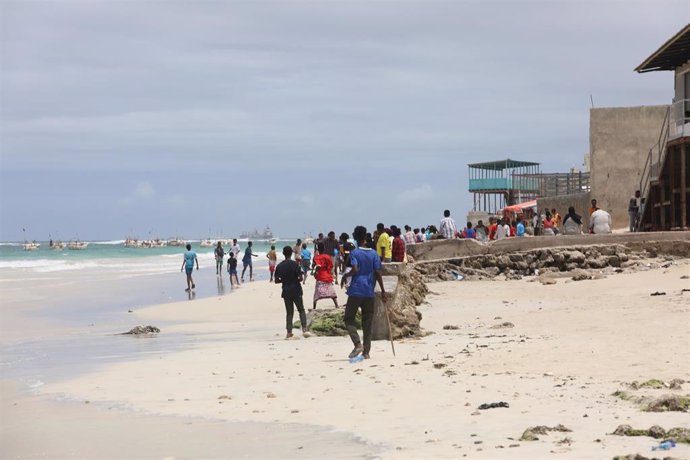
[681,142,687,229]
[670,146,676,227]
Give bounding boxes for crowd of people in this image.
[179,202,624,359]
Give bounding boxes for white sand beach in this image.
[2,256,688,459]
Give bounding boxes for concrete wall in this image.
[408,231,690,262]
[538,192,591,231]
[466,211,490,228]
[589,105,668,229]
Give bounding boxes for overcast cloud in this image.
[1,1,687,240]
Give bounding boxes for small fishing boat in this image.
[124,238,140,248]
[23,241,40,251]
[167,237,185,247]
[49,239,66,250]
[67,240,89,250]
[199,239,214,247]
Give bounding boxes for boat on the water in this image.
[167,237,186,247]
[67,240,89,250]
[124,237,140,248]
[141,239,167,248]
[239,225,274,240]
[49,239,66,250]
[23,241,40,251]
[199,239,214,247]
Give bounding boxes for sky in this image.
[0,1,687,241]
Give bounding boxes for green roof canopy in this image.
[467,159,540,171]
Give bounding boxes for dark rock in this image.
[478,401,509,410]
[121,325,160,335]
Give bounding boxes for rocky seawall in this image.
[413,241,690,282]
[303,236,690,341]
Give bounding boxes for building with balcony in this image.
[635,23,690,230]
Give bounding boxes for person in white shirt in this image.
[439,210,458,239]
[495,219,507,240]
[403,225,416,245]
[589,209,612,234]
[231,239,241,259]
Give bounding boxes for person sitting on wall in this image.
[551,208,562,235]
[588,198,599,216]
[563,206,583,235]
[516,216,525,237]
[488,217,498,240]
[474,220,488,241]
[590,208,612,234]
[542,211,556,236]
[461,222,476,239]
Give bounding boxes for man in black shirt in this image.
[274,246,310,339]
[322,231,339,278]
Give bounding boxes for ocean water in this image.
[0,239,298,387]
[0,239,287,273]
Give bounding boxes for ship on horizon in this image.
[239,225,274,240]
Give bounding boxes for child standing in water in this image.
[227,252,239,287]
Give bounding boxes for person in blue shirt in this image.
[180,243,199,292]
[516,216,526,237]
[241,241,258,282]
[341,225,387,360]
[461,222,476,239]
[300,243,312,284]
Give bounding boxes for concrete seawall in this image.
[408,232,690,262]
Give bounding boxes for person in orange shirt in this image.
[588,198,599,216]
[488,216,498,240]
[551,208,562,234]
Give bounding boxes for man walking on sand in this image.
[341,226,386,360]
[180,243,199,292]
[266,245,278,282]
[274,246,310,339]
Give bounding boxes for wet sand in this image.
[1,382,378,459]
[2,258,689,458]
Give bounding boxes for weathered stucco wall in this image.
[538,192,592,231]
[589,105,668,229]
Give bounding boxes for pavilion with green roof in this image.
[468,159,541,213]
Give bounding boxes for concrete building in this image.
[588,105,669,229]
